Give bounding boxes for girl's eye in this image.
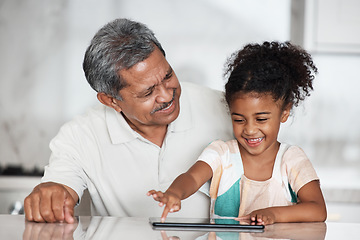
[257,118,268,122]
[233,119,244,123]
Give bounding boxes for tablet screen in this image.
[149,217,264,232]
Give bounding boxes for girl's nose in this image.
[244,122,257,135]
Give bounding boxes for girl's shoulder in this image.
[279,143,315,174]
[278,143,318,195]
[206,139,239,155]
[281,144,309,163]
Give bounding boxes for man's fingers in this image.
[32,194,46,223]
[64,196,76,223]
[51,191,67,223]
[40,193,58,223]
[24,182,77,223]
[24,196,34,222]
[50,190,76,223]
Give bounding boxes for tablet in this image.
[149,217,264,232]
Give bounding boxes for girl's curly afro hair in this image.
[224,41,317,109]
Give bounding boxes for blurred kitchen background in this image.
[0,0,359,220]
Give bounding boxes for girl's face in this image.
[229,92,291,160]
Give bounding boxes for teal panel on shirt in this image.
[288,183,298,203]
[214,178,240,217]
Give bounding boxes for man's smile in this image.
[151,89,176,114]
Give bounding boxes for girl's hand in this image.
[147,190,182,222]
[236,181,327,225]
[236,208,276,225]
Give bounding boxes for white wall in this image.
[0,0,359,172]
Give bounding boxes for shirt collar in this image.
[106,107,138,144]
[106,83,193,144]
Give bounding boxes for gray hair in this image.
[83,18,165,100]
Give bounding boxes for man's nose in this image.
[156,84,173,103]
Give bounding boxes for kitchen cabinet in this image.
[291,0,360,53]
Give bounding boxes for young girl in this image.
[147,41,327,225]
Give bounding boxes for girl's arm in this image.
[147,161,213,221]
[238,180,327,225]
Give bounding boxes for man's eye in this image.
[144,91,153,97]
[165,72,173,80]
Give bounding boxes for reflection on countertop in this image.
[2,215,360,240]
[18,216,329,240]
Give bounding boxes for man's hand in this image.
[24,182,78,223]
[147,190,181,222]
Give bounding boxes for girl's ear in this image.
[280,103,292,123]
[97,92,122,112]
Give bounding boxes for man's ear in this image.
[97,92,122,112]
[280,104,292,123]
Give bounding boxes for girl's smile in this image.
[244,137,265,147]
[230,92,291,161]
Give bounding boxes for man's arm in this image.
[24,182,79,223]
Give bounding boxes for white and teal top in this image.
[198,140,319,217]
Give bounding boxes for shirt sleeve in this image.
[197,140,231,199]
[197,140,227,174]
[282,145,319,195]
[41,120,91,201]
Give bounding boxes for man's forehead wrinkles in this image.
[119,56,172,95]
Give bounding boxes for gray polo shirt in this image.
[42,81,233,218]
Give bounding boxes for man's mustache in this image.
[151,89,176,114]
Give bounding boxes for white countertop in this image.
[1,215,359,240]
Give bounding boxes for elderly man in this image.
[24,18,232,223]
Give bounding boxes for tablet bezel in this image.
[149,217,265,232]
